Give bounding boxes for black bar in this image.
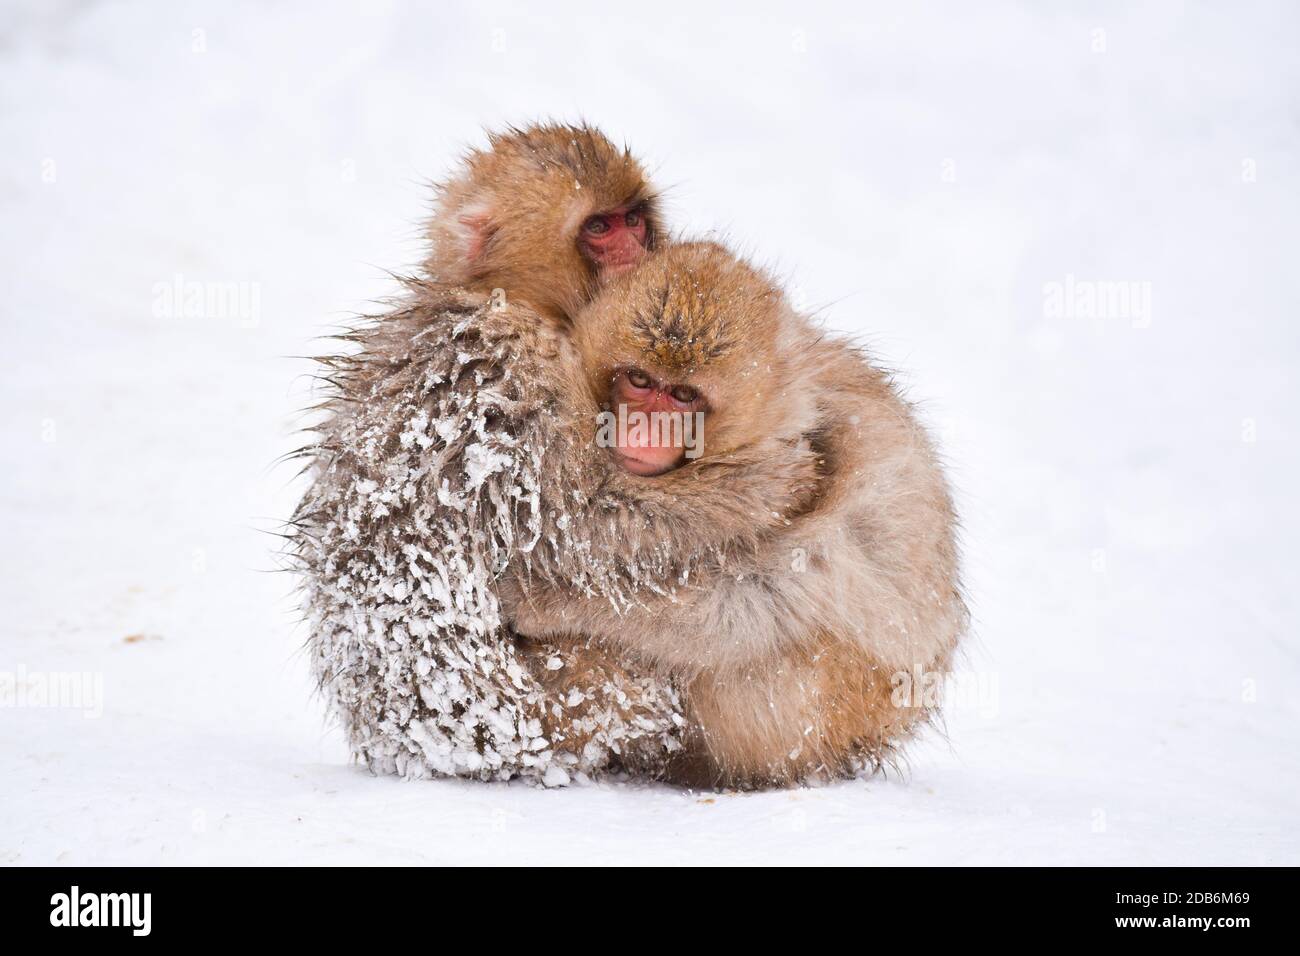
[0,867,1285,942]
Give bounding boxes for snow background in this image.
[2,0,1297,865]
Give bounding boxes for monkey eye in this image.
[624,210,642,228]
[669,385,698,405]
[625,368,653,390]
[583,215,610,235]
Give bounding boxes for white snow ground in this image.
[2,1,1297,866]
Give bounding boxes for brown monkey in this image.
[295,123,685,782]
[501,242,969,788]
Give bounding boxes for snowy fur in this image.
[502,243,970,788]
[292,241,968,790]
[291,286,685,783]
[293,126,966,790]
[290,123,686,785]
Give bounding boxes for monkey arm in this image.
[503,336,966,681]
[513,637,684,774]
[500,336,968,788]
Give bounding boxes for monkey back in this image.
[289,283,683,784]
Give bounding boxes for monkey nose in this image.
[636,393,679,417]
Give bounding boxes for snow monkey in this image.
[500,242,969,789]
[295,123,688,783]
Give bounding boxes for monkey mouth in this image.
[602,258,640,278]
[612,449,675,477]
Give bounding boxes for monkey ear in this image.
[456,208,496,265]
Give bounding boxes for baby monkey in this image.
[504,242,968,788]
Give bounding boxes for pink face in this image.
[609,367,705,476]
[579,205,650,277]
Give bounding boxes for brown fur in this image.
[572,246,811,462]
[426,123,662,327]
[421,124,683,763]
[304,123,965,788]
[500,243,969,789]
[297,123,688,778]
[296,281,688,779]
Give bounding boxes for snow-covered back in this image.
[293,289,684,784]
[2,0,1297,864]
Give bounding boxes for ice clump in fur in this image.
[290,287,683,784]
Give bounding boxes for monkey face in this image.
[579,243,804,479]
[578,204,651,277]
[427,124,661,322]
[605,366,706,475]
